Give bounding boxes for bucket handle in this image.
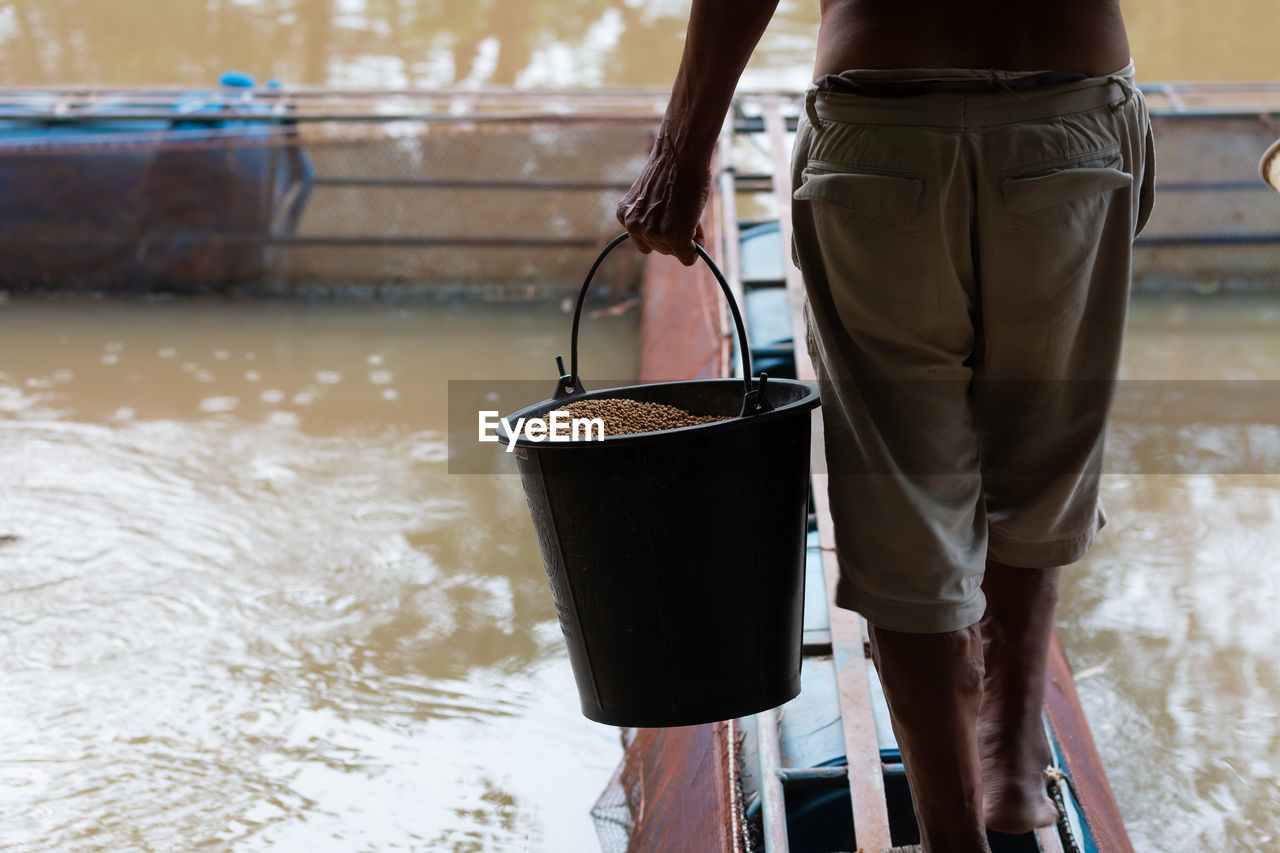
[556,232,772,417]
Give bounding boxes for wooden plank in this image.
[759,94,894,853]
[717,114,747,313]
[706,135,734,379]
[715,113,745,381]
[757,707,791,852]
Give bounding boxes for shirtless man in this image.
[618,3,1151,852]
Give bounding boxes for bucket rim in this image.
[496,377,819,449]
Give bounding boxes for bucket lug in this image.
[740,372,775,417]
[553,354,586,399]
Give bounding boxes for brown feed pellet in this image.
[551,398,729,437]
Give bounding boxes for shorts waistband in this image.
[804,61,1138,129]
[815,68,1090,96]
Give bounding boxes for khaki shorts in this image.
[790,63,1155,633]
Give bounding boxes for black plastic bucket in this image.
[499,233,820,727]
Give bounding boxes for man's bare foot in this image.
[983,775,1059,835]
[979,701,1059,833]
[980,723,1058,834]
[978,636,1059,833]
[978,560,1063,835]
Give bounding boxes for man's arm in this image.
[616,0,782,266]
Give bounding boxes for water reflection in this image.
[1072,295,1280,853]
[0,300,638,851]
[6,291,1280,850]
[0,0,1273,89]
[0,0,704,88]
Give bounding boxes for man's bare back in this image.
[614,0,1134,266]
[814,0,1131,79]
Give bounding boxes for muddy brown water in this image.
[4,295,1280,851]
[0,300,638,851]
[0,0,1274,89]
[1072,296,1280,853]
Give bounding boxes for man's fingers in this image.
[615,191,706,265]
[615,200,636,232]
[616,207,650,253]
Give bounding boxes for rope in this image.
[1043,765,1085,853]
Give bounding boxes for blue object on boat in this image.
[739,222,798,379]
[742,286,796,379]
[740,221,787,284]
[745,286,794,351]
[218,70,257,88]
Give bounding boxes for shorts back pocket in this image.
[794,165,924,222]
[1002,153,1133,214]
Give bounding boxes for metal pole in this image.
[756,706,789,853]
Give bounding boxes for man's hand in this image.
[616,131,710,267]
[614,0,780,267]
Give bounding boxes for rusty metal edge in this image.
[1044,632,1135,853]
[726,717,748,853]
[636,149,729,386]
[707,139,734,379]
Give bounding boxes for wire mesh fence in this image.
[1135,112,1280,292]
[0,95,659,300]
[2,86,1278,301]
[281,119,655,298]
[729,91,1280,294]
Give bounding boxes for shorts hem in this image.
[986,515,1105,569]
[835,585,987,634]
